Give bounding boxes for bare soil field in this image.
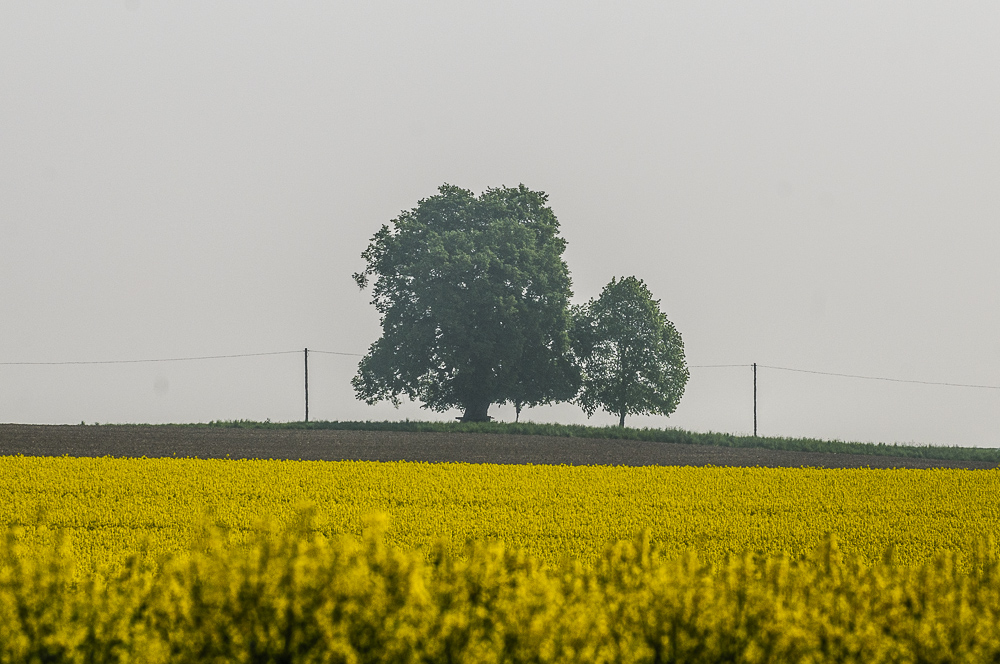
[0,424,996,469]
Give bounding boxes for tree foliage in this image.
[575,276,688,427]
[352,184,578,422]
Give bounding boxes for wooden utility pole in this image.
[753,362,757,437]
[304,348,309,423]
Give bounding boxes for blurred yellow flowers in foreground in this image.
[2,455,999,662]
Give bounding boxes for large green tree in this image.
[352,184,579,422]
[574,276,689,427]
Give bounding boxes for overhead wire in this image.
[0,350,303,366]
[1,352,997,390]
[757,364,1000,391]
[309,349,365,357]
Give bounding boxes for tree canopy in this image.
[574,276,688,427]
[352,184,578,422]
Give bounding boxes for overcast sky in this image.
[2,2,998,446]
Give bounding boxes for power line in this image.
[1,349,996,390]
[688,362,1000,390]
[757,364,1000,391]
[0,350,303,366]
[0,348,366,366]
[310,349,365,357]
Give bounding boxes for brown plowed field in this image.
[0,424,995,469]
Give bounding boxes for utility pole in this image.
[304,347,309,423]
[753,362,757,437]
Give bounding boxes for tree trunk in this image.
[460,397,492,422]
[515,402,522,423]
[619,411,626,428]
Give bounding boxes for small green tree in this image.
[575,276,688,427]
[352,183,579,422]
[506,333,580,422]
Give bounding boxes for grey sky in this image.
[3,2,998,446]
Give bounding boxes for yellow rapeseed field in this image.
[3,455,1000,662]
[2,455,998,575]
